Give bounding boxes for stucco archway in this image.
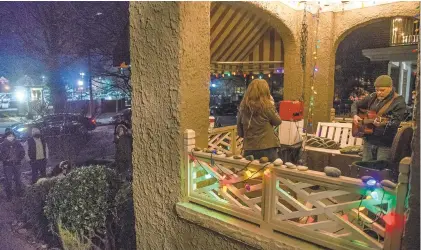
[328,1,419,115]
[314,2,419,123]
[219,1,303,101]
[333,2,419,49]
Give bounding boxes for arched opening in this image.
[333,16,418,119]
[209,2,295,125]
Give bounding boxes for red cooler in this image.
[279,101,304,121]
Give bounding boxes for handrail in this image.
[208,125,236,134]
[188,129,409,250]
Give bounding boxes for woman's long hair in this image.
[240,79,272,113]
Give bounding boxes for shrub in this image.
[114,182,136,250]
[44,166,121,241]
[22,177,61,246]
[57,222,92,250]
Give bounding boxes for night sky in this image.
[0,1,128,85]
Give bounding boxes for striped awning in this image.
[211,2,284,74]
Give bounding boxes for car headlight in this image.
[16,127,27,132]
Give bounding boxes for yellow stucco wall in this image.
[130,2,256,249]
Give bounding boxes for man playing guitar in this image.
[351,75,406,161]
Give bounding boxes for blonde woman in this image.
[237,79,282,162]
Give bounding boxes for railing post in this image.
[330,108,335,122]
[231,127,237,154]
[384,157,410,250]
[183,129,196,201]
[261,165,275,231]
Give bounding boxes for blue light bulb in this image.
[367,179,377,186]
[371,191,379,200]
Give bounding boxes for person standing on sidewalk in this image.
[114,124,132,181]
[24,128,49,184]
[0,131,25,201]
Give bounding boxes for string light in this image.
[245,183,251,192]
[307,4,321,132]
[245,170,252,178]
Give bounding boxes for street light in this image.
[80,72,85,78]
[16,90,26,102]
[78,80,84,86]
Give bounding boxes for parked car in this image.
[210,103,238,116]
[110,108,132,127]
[10,113,97,141]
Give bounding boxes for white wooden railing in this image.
[208,125,243,155]
[189,129,409,250]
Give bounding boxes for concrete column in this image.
[283,42,303,101]
[130,2,252,249]
[304,11,336,131]
[282,11,336,132]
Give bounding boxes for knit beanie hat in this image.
[32,127,41,135]
[374,75,393,87]
[5,130,14,137]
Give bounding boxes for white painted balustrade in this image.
[189,129,409,250]
[208,125,243,155]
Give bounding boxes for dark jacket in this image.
[0,139,25,165]
[237,106,282,151]
[115,134,133,173]
[27,137,47,161]
[351,90,407,147]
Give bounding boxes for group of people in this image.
[0,128,48,201]
[237,75,407,164]
[0,121,134,202]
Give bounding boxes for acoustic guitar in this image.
[351,109,390,138]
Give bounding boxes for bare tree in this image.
[6,2,129,111]
[68,2,130,96]
[7,2,87,111]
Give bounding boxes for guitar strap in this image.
[377,93,399,117]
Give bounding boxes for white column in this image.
[398,62,403,95]
[388,61,392,76]
[405,62,412,103]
